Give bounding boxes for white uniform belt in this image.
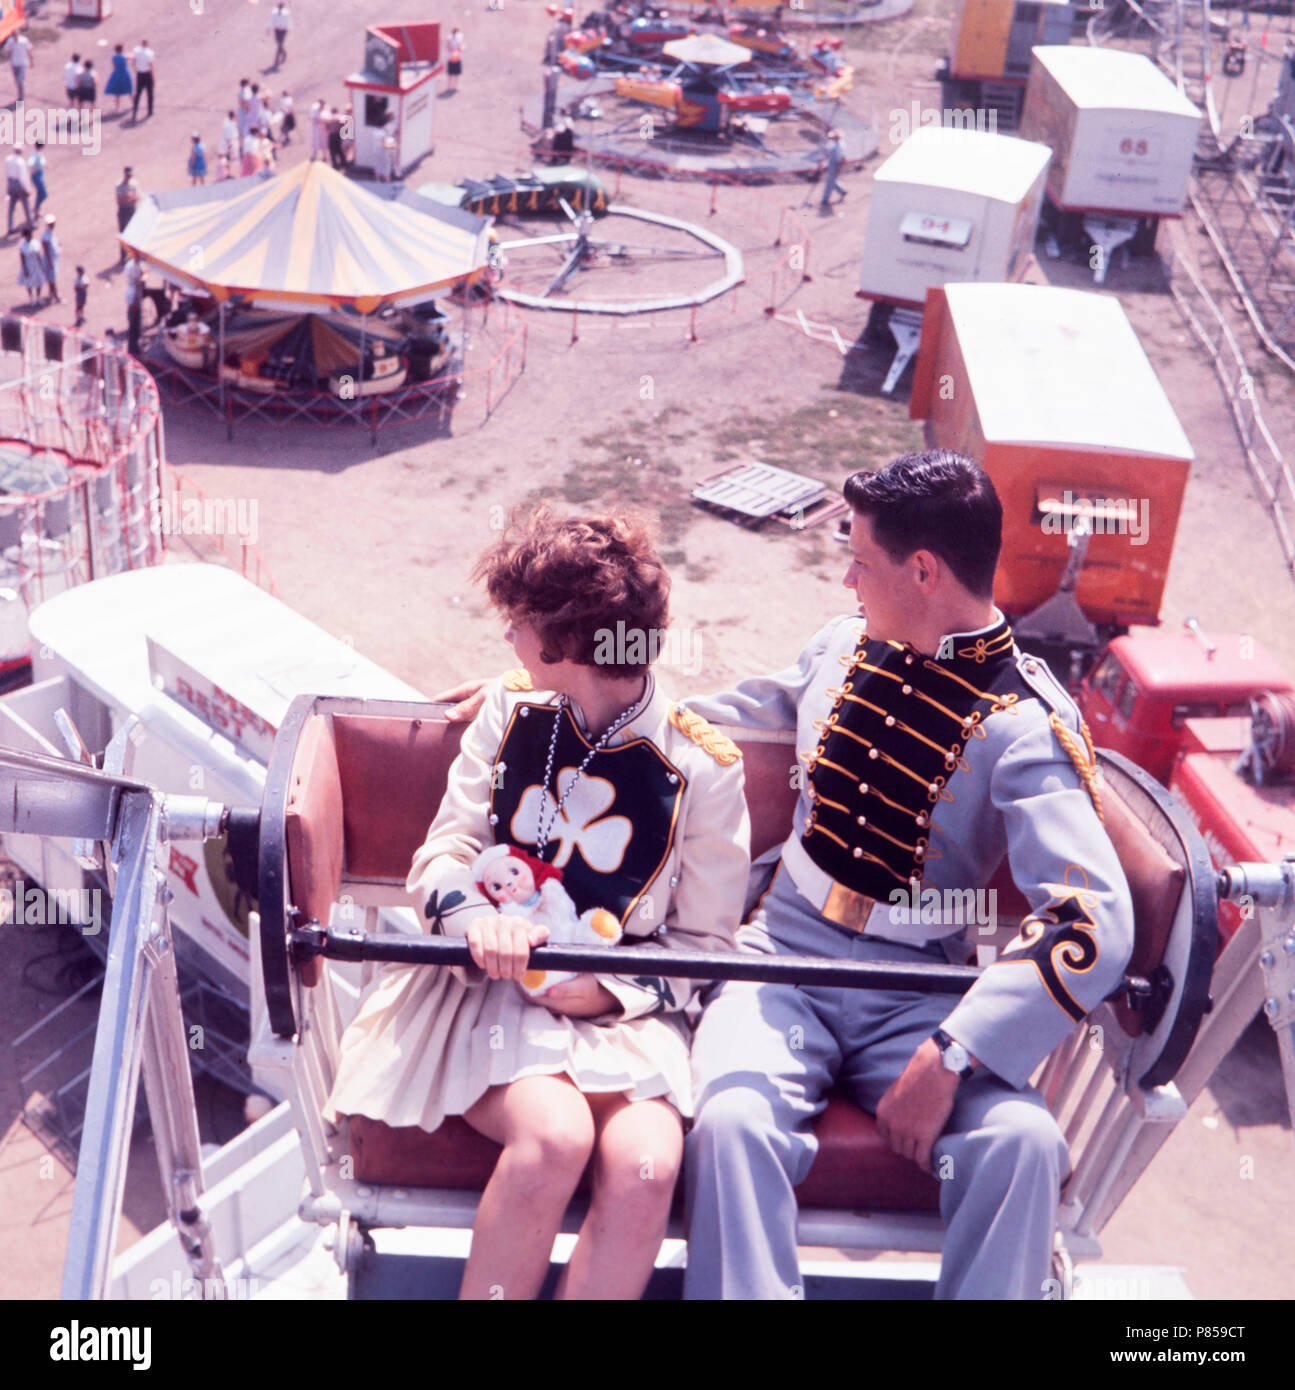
[781,834,966,947]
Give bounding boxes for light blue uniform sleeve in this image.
[940,715,1135,1089]
[680,614,858,733]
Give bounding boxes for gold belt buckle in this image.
[822,883,878,934]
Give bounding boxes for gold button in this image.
[803,817,813,831]
[852,847,863,859]
[916,813,929,827]
[901,684,912,695]
[928,782,940,795]
[905,655,914,665]
[858,781,869,794]
[915,846,925,859]
[1025,659,1038,673]
[868,748,879,760]
[856,815,867,826]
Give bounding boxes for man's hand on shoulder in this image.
[875,1037,964,1173]
[433,680,488,722]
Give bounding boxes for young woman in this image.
[325,509,750,1300]
[104,44,132,114]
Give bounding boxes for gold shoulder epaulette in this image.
[668,704,742,766]
[1048,710,1104,825]
[502,667,533,692]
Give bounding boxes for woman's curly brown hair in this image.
[472,506,671,674]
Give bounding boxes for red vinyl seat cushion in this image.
[348,1094,940,1212]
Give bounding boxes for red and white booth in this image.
[66,0,110,19]
[344,22,440,180]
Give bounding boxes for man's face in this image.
[843,511,919,644]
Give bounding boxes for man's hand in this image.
[432,680,488,723]
[875,1037,962,1173]
[540,974,619,1018]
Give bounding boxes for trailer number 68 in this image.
[1119,137,1150,156]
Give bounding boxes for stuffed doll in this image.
[472,843,622,996]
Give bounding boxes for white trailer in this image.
[857,125,1051,394]
[0,563,426,1096]
[1018,46,1202,277]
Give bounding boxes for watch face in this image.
[942,1039,969,1073]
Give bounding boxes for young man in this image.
[268,2,291,68]
[678,450,1133,1299]
[4,146,29,234]
[131,40,156,121]
[7,32,31,105]
[114,166,140,265]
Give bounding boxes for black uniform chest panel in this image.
[489,703,685,925]
[803,624,1031,897]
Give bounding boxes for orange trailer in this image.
[910,281,1193,631]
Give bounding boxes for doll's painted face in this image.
[483,857,537,906]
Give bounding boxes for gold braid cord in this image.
[502,667,534,692]
[668,704,742,765]
[1048,711,1104,825]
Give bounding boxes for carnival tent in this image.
[120,161,489,313]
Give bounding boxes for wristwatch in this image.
[931,1027,974,1080]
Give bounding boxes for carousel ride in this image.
[530,12,876,178]
[119,162,489,419]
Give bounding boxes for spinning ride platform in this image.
[524,79,875,179]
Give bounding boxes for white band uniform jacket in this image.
[681,612,1134,1090]
[324,673,751,1132]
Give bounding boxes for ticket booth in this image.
[344,22,440,180]
[66,0,111,19]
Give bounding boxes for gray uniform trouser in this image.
[683,868,1068,1300]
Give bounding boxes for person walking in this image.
[268,2,291,68]
[446,28,464,93]
[27,142,47,215]
[236,78,253,139]
[248,83,264,138]
[326,106,345,169]
[7,32,32,105]
[77,60,96,111]
[309,99,327,161]
[64,53,82,106]
[379,112,399,182]
[124,256,143,356]
[131,40,156,121]
[279,91,295,146]
[18,228,43,306]
[115,166,140,265]
[39,216,60,305]
[221,109,238,161]
[240,127,261,177]
[819,128,847,211]
[73,265,88,328]
[104,44,133,114]
[5,148,30,235]
[187,133,207,186]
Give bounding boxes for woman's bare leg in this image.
[556,1094,682,1300]
[459,1074,594,1301]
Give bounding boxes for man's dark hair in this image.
[843,450,1002,599]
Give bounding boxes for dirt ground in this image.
[1,0,1293,1305]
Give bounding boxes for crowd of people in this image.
[0,19,366,342]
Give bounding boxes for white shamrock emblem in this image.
[512,770,633,872]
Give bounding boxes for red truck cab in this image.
[1077,630,1292,786]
